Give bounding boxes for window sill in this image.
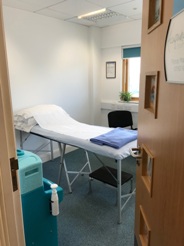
[101,100,139,113]
[118,100,139,104]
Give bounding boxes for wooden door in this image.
[134,0,184,245]
[0,1,25,245]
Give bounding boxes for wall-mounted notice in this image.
[164,9,184,84]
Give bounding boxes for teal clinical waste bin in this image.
[17,149,63,246]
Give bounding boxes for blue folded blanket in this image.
[90,128,137,149]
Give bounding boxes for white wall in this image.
[3,7,92,123]
[3,7,102,159]
[101,20,142,103]
[2,7,141,161]
[88,27,102,125]
[100,20,142,126]
[101,46,122,102]
[101,20,142,49]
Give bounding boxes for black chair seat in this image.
[89,166,133,187]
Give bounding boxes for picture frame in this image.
[139,205,151,246]
[148,0,163,33]
[144,71,159,119]
[106,61,116,79]
[164,9,184,84]
[141,144,154,197]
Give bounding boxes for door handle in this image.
[130,147,142,158]
[130,147,142,165]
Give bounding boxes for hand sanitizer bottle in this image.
[51,184,59,216]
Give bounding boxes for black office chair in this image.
[108,110,137,130]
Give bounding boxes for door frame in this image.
[0,1,25,245]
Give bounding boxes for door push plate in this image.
[10,158,19,192]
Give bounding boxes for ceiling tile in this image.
[2,0,66,11]
[3,0,36,11]
[49,0,101,16]
[36,8,70,20]
[131,13,142,20]
[2,0,143,27]
[67,17,96,27]
[19,0,63,5]
[86,0,134,8]
[110,0,142,17]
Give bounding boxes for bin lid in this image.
[17,149,43,194]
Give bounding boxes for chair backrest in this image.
[108,110,134,129]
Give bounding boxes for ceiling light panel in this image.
[67,17,96,27]
[94,14,131,27]
[78,8,106,19]
[68,13,129,28]
[81,9,123,22]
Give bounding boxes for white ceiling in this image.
[2,0,143,28]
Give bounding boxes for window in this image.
[122,47,141,101]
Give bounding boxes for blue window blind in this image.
[123,47,141,58]
[173,0,184,15]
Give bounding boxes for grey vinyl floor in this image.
[43,149,136,246]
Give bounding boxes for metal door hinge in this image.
[10,158,19,192]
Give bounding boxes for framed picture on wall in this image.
[106,61,116,79]
[144,71,159,118]
[148,0,163,33]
